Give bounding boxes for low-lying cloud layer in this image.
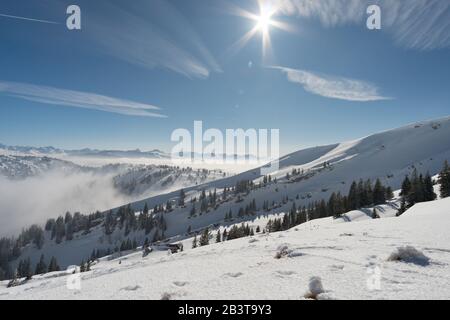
[0,170,129,237]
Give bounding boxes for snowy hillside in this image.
[112,166,225,197]
[121,117,450,236]
[1,196,449,300]
[0,154,224,196]
[0,155,83,180]
[3,118,450,278]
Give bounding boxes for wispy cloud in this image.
[0,81,167,118]
[0,13,59,25]
[271,66,391,102]
[87,0,221,78]
[274,0,450,50]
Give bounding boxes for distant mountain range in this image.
[0,143,169,159]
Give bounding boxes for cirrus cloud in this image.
[271,66,391,102]
[0,81,167,118]
[272,0,450,51]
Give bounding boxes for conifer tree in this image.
[424,173,437,201]
[80,260,86,273]
[400,175,412,196]
[397,197,407,216]
[373,178,386,205]
[105,210,115,235]
[199,228,210,246]
[192,235,198,249]
[216,230,221,243]
[48,256,60,273]
[35,254,47,275]
[179,189,186,206]
[190,204,196,217]
[385,186,394,200]
[439,160,450,198]
[0,267,5,281]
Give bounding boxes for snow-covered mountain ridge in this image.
[121,116,450,235]
[0,143,169,159]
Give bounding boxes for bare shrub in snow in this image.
[161,292,172,300]
[387,246,430,266]
[274,245,304,259]
[304,276,325,300]
[274,245,290,259]
[340,233,354,237]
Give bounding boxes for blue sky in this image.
[0,0,449,155]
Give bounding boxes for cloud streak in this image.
[272,66,391,102]
[87,0,221,79]
[0,81,167,118]
[0,13,59,25]
[273,0,450,50]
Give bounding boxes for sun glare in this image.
[229,0,294,59]
[256,11,272,33]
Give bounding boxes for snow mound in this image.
[304,276,327,300]
[387,246,430,266]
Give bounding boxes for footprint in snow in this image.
[173,281,188,287]
[223,272,244,278]
[275,270,296,277]
[329,264,345,271]
[121,285,141,291]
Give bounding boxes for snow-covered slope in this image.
[113,166,225,197]
[121,117,450,235]
[0,155,83,180]
[0,154,224,195]
[2,196,449,300]
[3,117,450,272]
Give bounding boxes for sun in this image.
[228,1,294,60]
[255,10,273,33]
